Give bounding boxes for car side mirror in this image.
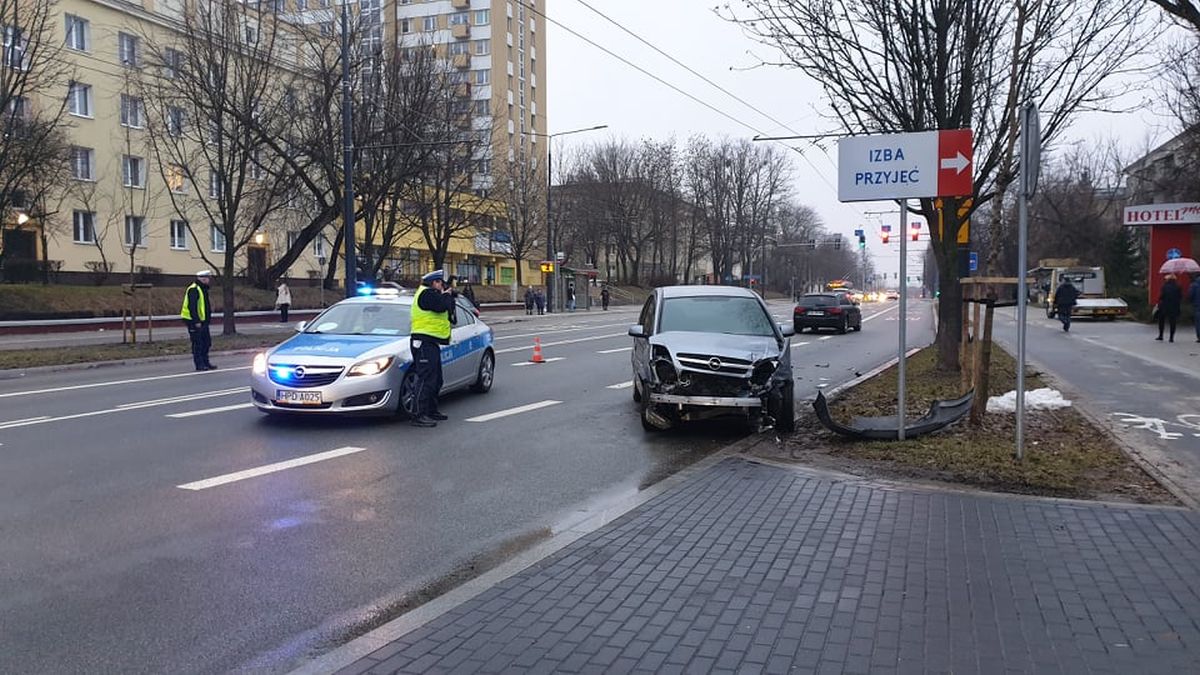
[779,323,795,338]
[295,320,307,332]
[628,324,648,339]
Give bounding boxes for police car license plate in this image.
[276,390,322,405]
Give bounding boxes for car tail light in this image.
[794,307,807,315]
[828,307,843,315]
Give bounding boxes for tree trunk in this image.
[934,237,961,371]
[325,228,344,290]
[514,256,524,286]
[222,254,237,336]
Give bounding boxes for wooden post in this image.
[960,291,971,387]
[970,292,982,387]
[970,301,996,425]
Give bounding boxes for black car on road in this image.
[793,292,862,334]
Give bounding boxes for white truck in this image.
[1031,259,1128,320]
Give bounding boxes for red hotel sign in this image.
[1124,203,1200,226]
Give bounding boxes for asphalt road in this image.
[0,298,934,674]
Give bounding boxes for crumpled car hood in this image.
[649,331,782,361]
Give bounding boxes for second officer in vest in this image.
[409,269,457,427]
[181,270,217,372]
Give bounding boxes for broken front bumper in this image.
[648,393,762,407]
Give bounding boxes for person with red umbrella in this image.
[1157,274,1183,342]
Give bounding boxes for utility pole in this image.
[340,0,356,297]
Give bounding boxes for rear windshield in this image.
[306,303,411,336]
[658,296,776,337]
[799,295,839,307]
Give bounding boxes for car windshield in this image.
[658,296,776,337]
[306,303,411,336]
[799,295,839,308]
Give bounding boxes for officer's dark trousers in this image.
[186,322,211,370]
[410,337,443,417]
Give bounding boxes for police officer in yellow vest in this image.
[409,269,458,427]
[181,270,217,372]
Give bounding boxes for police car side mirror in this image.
[295,320,307,332]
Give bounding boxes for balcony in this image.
[452,0,470,7]
[452,24,470,40]
[452,53,469,70]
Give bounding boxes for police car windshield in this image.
[658,296,776,337]
[306,303,411,336]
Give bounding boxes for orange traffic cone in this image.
[530,336,545,364]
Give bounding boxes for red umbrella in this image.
[1159,257,1200,275]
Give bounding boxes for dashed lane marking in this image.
[511,357,565,367]
[167,403,255,418]
[466,400,562,423]
[819,336,833,341]
[177,446,367,490]
[790,341,811,349]
[0,389,243,431]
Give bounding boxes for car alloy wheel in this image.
[471,351,495,393]
[398,371,419,419]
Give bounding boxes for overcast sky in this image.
[544,1,1175,282]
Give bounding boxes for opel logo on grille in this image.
[707,358,723,371]
[293,366,306,378]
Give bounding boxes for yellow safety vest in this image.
[411,286,451,340]
[180,283,208,322]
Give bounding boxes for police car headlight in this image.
[252,353,267,375]
[348,356,394,377]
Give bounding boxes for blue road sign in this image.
[969,251,978,272]
[1167,248,1183,260]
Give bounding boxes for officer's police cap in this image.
[422,269,445,284]
[196,270,213,278]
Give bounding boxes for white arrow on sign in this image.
[940,151,970,174]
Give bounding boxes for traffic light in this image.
[833,238,841,250]
[911,221,921,241]
[881,230,890,245]
[858,234,866,249]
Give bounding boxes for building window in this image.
[449,41,469,56]
[124,215,146,247]
[297,0,307,10]
[249,149,265,180]
[122,155,144,188]
[211,224,226,252]
[67,81,92,117]
[167,106,185,137]
[473,69,490,85]
[319,22,332,37]
[164,47,182,79]
[167,164,187,193]
[244,23,259,46]
[423,16,437,31]
[170,220,189,250]
[72,210,95,243]
[209,170,222,199]
[71,147,94,181]
[473,99,490,116]
[119,94,143,128]
[313,236,326,258]
[118,32,139,67]
[7,94,26,121]
[474,9,490,25]
[65,15,90,52]
[401,18,412,34]
[449,12,469,25]
[3,25,28,70]
[474,39,490,56]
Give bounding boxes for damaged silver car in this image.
[629,285,796,432]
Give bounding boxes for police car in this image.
[250,287,495,417]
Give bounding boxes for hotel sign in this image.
[1124,203,1200,226]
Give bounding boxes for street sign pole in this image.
[898,200,908,441]
[1016,103,1040,460]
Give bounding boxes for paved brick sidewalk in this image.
[337,459,1200,674]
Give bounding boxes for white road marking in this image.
[597,347,632,354]
[0,415,50,426]
[177,446,367,490]
[862,304,901,323]
[819,336,833,341]
[495,333,625,354]
[117,388,243,409]
[511,357,565,367]
[607,381,633,389]
[167,403,255,418]
[0,367,251,400]
[790,341,811,349]
[466,400,561,423]
[0,389,244,431]
[494,322,632,341]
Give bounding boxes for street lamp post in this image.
[524,124,607,313]
[340,0,356,298]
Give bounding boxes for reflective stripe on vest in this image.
[411,286,451,340]
[180,283,207,321]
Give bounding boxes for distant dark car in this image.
[793,293,862,334]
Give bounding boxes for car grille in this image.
[675,372,750,397]
[676,353,753,375]
[268,364,345,388]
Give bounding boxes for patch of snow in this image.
[987,388,1072,413]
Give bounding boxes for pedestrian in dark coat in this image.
[524,286,535,315]
[601,286,611,311]
[462,283,477,308]
[1157,274,1183,342]
[534,289,546,315]
[1190,275,1200,343]
[1053,278,1079,332]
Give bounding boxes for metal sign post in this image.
[898,200,908,441]
[1015,103,1040,460]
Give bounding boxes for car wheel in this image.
[470,350,495,393]
[639,389,671,431]
[770,382,795,433]
[396,370,419,419]
[853,315,863,332]
[837,316,848,334]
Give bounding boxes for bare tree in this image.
[492,146,546,286]
[141,1,292,334]
[725,0,1154,370]
[1149,0,1200,29]
[0,0,72,277]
